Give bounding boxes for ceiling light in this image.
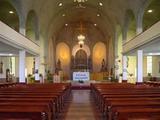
[94,24,97,26]
[58,3,63,7]
[147,9,153,13]
[62,14,66,17]
[65,23,68,26]
[0,53,13,56]
[97,14,100,17]
[9,11,14,14]
[99,2,103,6]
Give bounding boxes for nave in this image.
[0,82,159,120]
[59,90,101,120]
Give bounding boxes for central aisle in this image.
[63,90,100,120]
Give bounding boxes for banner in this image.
[73,72,90,81]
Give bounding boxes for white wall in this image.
[152,56,160,77]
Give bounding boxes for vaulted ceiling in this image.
[9,0,146,38]
[1,0,160,41]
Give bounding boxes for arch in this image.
[26,10,39,41]
[75,49,88,69]
[143,0,160,30]
[72,44,91,57]
[0,0,19,32]
[56,42,70,77]
[123,9,136,42]
[92,42,106,72]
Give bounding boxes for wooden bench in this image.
[91,83,160,120]
[0,83,71,120]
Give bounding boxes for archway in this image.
[75,49,87,70]
[92,42,106,72]
[26,10,39,41]
[71,44,91,71]
[56,42,70,78]
[0,0,19,32]
[125,9,136,41]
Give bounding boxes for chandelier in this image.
[77,22,85,48]
[78,34,85,48]
[74,0,88,3]
[77,34,85,41]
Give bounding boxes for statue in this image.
[55,59,62,74]
[0,61,3,73]
[101,59,106,72]
[57,59,62,70]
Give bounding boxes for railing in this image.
[0,21,40,55]
[123,21,160,54]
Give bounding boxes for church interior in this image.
[0,0,160,119]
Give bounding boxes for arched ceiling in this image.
[8,0,148,39]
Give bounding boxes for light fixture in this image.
[58,3,63,7]
[65,23,68,26]
[77,34,85,48]
[99,2,103,6]
[77,34,85,41]
[9,11,14,14]
[62,14,66,17]
[97,14,100,17]
[77,22,85,48]
[74,0,88,3]
[148,9,153,13]
[78,40,84,48]
[94,23,97,26]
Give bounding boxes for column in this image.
[136,11,143,34]
[122,56,128,82]
[19,50,26,83]
[19,17,26,35]
[114,29,119,79]
[137,50,143,83]
[35,56,40,81]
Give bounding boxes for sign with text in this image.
[73,72,90,81]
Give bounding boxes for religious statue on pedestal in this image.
[101,58,106,72]
[55,59,62,74]
[0,61,3,73]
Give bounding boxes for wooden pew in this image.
[91,83,160,120]
[0,83,71,120]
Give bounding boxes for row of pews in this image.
[0,83,71,120]
[91,83,160,120]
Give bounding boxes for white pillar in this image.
[35,56,40,81]
[19,27,26,36]
[137,50,143,83]
[19,50,26,83]
[136,11,143,34]
[122,56,128,82]
[19,17,26,35]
